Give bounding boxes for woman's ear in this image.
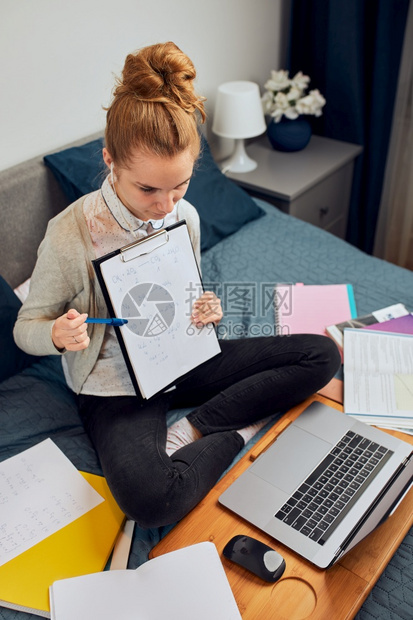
[102,147,113,170]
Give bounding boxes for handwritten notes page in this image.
[50,542,242,620]
[344,328,413,427]
[0,439,103,567]
[98,223,221,398]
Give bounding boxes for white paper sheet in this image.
[344,328,413,424]
[50,542,241,620]
[0,439,103,567]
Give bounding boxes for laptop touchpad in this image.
[250,425,332,494]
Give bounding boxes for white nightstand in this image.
[224,134,363,239]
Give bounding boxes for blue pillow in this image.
[44,138,106,203]
[0,275,38,383]
[43,135,264,251]
[186,135,265,251]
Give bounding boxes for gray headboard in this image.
[0,132,103,289]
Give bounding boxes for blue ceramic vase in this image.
[266,117,312,152]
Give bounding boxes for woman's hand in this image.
[52,309,90,351]
[191,291,223,326]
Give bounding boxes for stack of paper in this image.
[344,328,413,429]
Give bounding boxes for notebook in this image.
[275,283,357,336]
[49,542,241,620]
[219,401,413,569]
[0,471,125,616]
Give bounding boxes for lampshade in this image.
[212,81,266,173]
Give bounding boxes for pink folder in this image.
[275,283,357,336]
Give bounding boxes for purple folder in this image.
[364,313,413,334]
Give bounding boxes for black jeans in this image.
[79,335,340,528]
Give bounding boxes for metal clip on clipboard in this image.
[120,229,170,262]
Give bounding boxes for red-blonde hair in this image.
[105,42,206,167]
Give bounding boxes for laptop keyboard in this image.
[275,430,393,546]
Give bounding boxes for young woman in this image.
[14,42,340,528]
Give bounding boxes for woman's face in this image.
[103,147,195,222]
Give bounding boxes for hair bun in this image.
[114,42,205,118]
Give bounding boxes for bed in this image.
[0,132,412,619]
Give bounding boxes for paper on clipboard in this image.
[93,221,221,399]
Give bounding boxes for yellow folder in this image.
[0,471,125,617]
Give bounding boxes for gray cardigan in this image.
[13,194,201,393]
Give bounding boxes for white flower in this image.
[309,89,326,115]
[284,107,300,120]
[264,69,290,92]
[286,86,301,103]
[269,92,289,121]
[262,69,326,122]
[262,91,275,115]
[274,92,290,109]
[291,71,310,93]
[296,90,326,116]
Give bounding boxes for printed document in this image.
[344,329,413,426]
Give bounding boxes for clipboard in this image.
[93,220,221,399]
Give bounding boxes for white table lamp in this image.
[212,81,266,173]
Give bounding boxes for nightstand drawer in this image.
[280,162,354,231]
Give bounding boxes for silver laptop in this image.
[219,401,413,568]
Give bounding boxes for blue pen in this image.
[85,317,128,326]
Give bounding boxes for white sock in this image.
[236,417,271,445]
[166,417,202,456]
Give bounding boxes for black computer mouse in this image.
[222,534,286,583]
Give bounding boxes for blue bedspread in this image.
[203,200,413,320]
[1,200,412,619]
